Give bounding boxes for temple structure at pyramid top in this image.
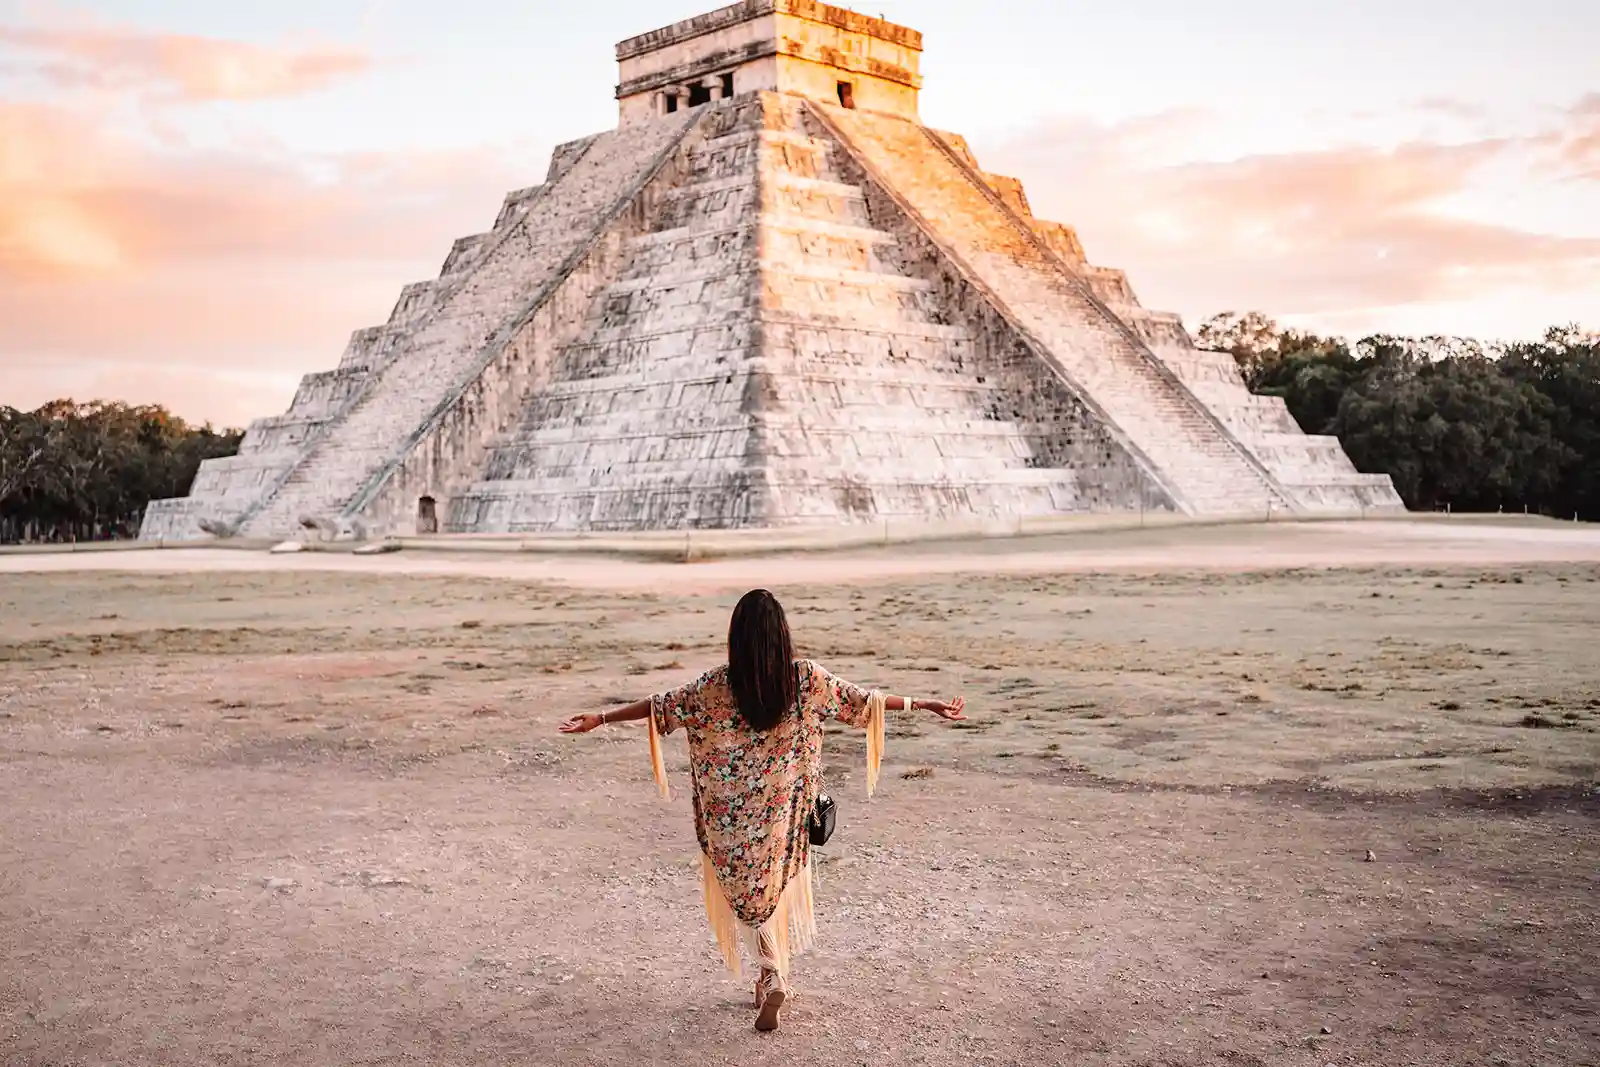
[140,0,1402,542]
[614,0,923,124]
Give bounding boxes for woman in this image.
[560,588,966,1031]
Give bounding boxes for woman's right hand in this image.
[923,696,966,721]
[559,713,604,734]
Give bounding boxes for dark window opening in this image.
[721,72,735,98]
[665,94,679,113]
[688,82,713,107]
[417,496,438,535]
[837,80,855,109]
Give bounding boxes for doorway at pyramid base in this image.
[137,79,1404,543]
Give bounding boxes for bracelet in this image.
[599,710,609,726]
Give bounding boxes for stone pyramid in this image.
[141,0,1402,541]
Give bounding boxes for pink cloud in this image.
[0,99,527,281]
[0,22,371,101]
[1557,93,1600,178]
[980,105,1600,332]
[0,95,537,423]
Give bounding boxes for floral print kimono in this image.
[647,659,886,978]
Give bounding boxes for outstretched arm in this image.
[812,662,966,725]
[885,694,966,720]
[560,698,650,734]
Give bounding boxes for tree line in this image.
[0,401,242,543]
[1197,314,1598,521]
[0,317,1594,541]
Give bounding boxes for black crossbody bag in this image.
[800,663,838,846]
[809,791,837,846]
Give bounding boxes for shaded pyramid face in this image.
[142,92,1402,541]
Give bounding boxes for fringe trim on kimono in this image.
[647,699,671,800]
[701,852,816,978]
[864,688,886,798]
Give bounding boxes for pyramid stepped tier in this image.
[139,0,1401,541]
[238,111,705,539]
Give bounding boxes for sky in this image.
[2,0,1597,428]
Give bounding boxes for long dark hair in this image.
[727,588,796,731]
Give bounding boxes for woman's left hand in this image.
[924,696,967,720]
[559,713,604,734]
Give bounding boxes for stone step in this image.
[466,464,1078,498]
[689,127,829,154]
[517,363,1000,402]
[765,262,931,291]
[765,172,866,199]
[660,178,758,206]
[760,316,971,343]
[482,450,1055,487]
[764,215,895,244]
[601,260,928,297]
[1255,432,1346,449]
[1273,469,1398,488]
[637,215,895,250]
[499,413,1041,449]
[449,477,1087,533]
[628,221,755,248]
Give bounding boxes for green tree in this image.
[1332,339,1567,511]
[1196,311,1352,397]
[0,407,50,508]
[0,400,242,542]
[1500,326,1600,520]
[1197,313,1591,516]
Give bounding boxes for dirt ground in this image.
[2,521,1598,1066]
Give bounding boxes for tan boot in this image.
[754,968,787,1031]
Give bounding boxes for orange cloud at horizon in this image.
[0,22,370,101]
[0,88,537,426]
[0,95,523,283]
[4,355,298,431]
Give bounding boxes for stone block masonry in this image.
[140,2,1401,541]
